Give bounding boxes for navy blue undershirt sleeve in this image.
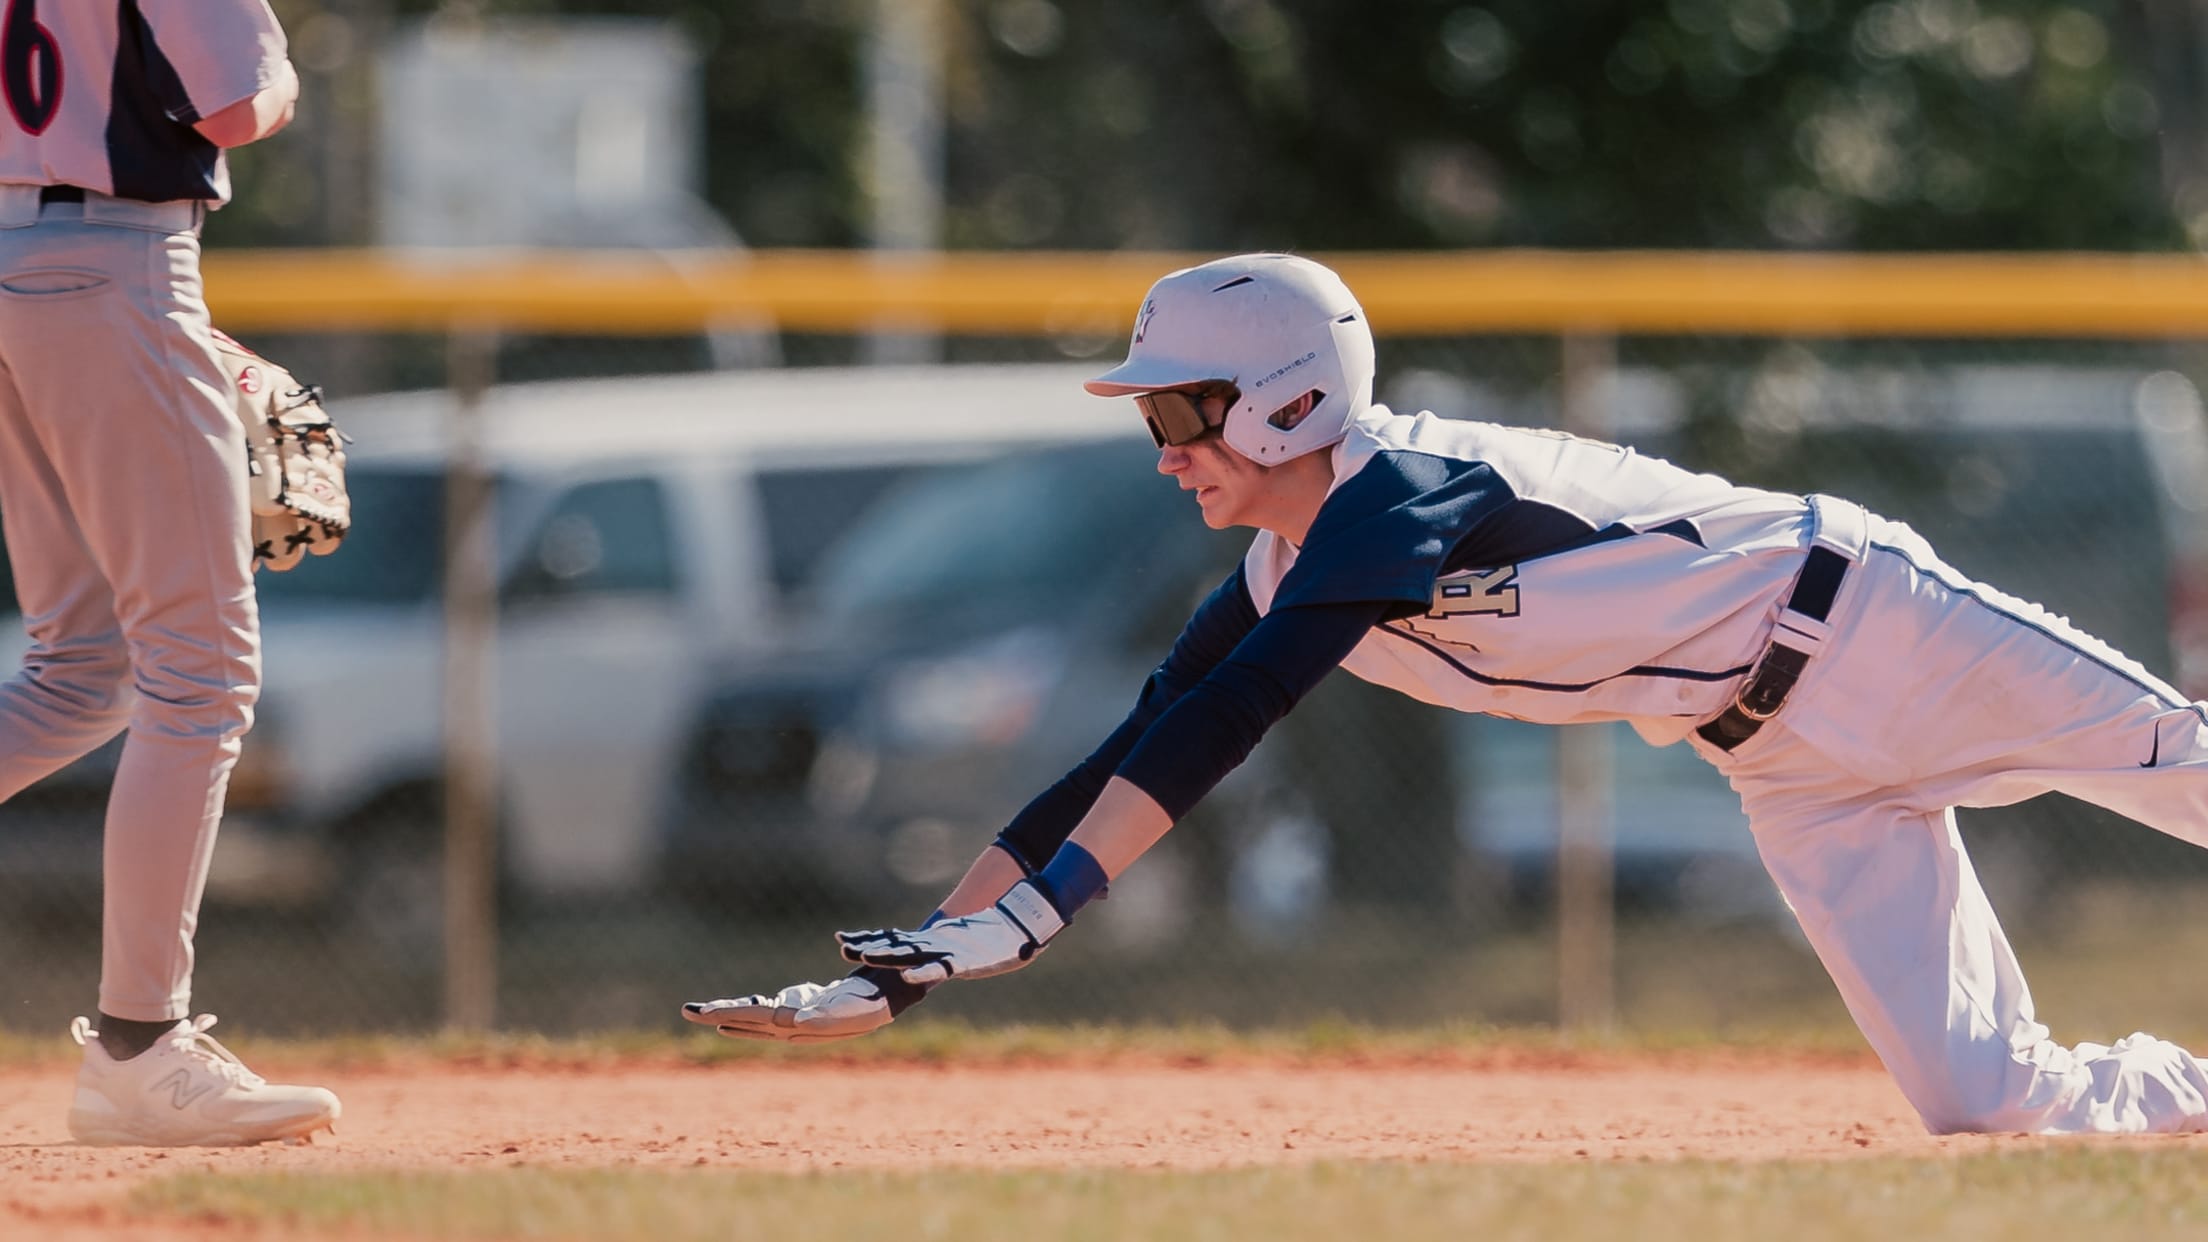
[993,566,1260,871]
[1115,598,1395,821]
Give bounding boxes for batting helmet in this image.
[1084,253,1375,464]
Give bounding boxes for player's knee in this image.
[19,639,136,726]
[128,655,261,742]
[129,683,258,743]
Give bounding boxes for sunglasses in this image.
[1134,386,1235,447]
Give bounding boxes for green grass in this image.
[131,1149,2208,1242]
[0,1016,1878,1072]
[9,877,2199,1072]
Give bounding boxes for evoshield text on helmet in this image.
[1084,253,1376,464]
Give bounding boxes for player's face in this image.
[1154,391,1267,529]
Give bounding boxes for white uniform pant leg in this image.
[1785,517,2208,843]
[1746,777,2208,1134]
[0,353,133,793]
[1715,517,2208,1134]
[0,208,258,1022]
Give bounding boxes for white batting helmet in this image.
[1084,253,1375,464]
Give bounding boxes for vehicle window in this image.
[807,441,1175,630]
[749,462,954,598]
[507,477,675,600]
[255,468,449,606]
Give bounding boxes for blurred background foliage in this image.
[227,0,2198,255]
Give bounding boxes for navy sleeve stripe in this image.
[1445,512,1709,575]
[1648,517,1707,546]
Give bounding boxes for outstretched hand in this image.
[837,881,1068,984]
[680,977,894,1043]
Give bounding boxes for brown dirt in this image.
[0,1050,2139,1240]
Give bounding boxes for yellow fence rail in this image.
[202,248,2208,338]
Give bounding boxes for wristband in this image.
[1033,842,1109,919]
[995,879,1068,948]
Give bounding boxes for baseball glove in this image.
[210,329,351,572]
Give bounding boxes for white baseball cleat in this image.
[66,1014,341,1147]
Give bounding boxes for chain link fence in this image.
[7,321,2208,1042]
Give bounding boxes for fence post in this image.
[1555,330,1617,1032]
[863,0,945,364]
[442,327,500,1032]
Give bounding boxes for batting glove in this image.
[836,880,1067,984]
[680,977,893,1043]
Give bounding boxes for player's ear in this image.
[1265,389,1323,432]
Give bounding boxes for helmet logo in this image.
[1134,298,1157,344]
[1250,351,1318,391]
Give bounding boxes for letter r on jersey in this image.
[1429,565,1520,618]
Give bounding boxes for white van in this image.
[0,363,1131,939]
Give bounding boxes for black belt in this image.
[39,185,83,203]
[1696,546,1850,752]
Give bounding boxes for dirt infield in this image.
[0,1050,2051,1239]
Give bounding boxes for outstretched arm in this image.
[840,596,1394,984]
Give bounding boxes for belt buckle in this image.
[1733,641,1810,722]
[1730,646,1785,721]
[1735,691,1783,722]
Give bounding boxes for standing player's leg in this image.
[0,355,134,795]
[1,215,259,1029]
[0,202,334,1144]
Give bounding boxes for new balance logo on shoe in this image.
[156,1069,216,1111]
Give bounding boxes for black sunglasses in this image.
[1134,386,1236,447]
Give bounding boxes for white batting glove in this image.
[680,977,892,1043]
[835,880,1067,984]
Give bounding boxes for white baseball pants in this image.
[0,186,256,1023]
[1695,505,2208,1134]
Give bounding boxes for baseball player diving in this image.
[0,1,346,1145]
[689,252,2208,1136]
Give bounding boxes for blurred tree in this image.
[947,0,2183,251]
[210,0,2187,252]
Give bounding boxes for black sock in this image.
[96,1014,179,1061]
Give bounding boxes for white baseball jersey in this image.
[0,0,286,203]
[1239,404,1814,743]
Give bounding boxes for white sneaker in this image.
[67,1014,340,1147]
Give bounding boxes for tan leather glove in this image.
[211,328,350,572]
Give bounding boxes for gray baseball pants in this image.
[0,185,257,1023]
